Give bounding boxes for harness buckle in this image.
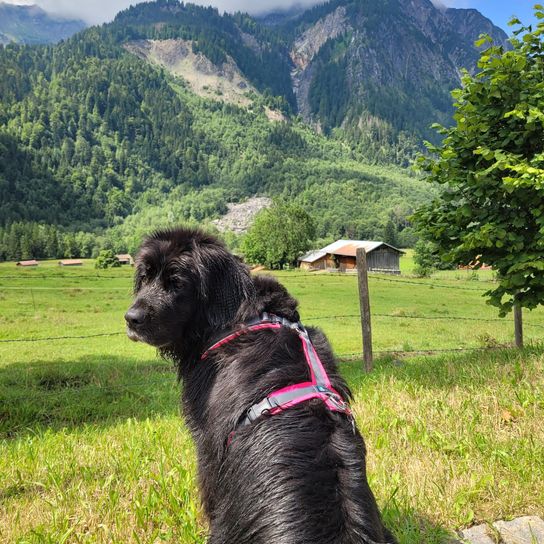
[315,385,350,413]
[246,396,280,423]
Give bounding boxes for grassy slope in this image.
[0,262,543,542]
[106,82,429,251]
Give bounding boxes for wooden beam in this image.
[514,303,523,349]
[356,248,373,372]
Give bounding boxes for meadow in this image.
[0,259,543,543]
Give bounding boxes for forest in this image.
[0,0,431,261]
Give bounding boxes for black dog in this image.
[126,228,396,544]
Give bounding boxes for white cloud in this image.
[1,0,326,24]
[431,0,473,9]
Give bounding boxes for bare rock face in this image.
[290,6,350,121]
[213,197,272,234]
[124,39,256,107]
[445,8,511,51]
[284,0,509,133]
[291,6,349,71]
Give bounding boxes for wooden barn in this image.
[59,259,83,267]
[16,260,39,267]
[299,240,404,274]
[116,254,134,266]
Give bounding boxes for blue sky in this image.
[3,0,541,28]
[444,0,539,32]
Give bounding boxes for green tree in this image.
[413,9,544,315]
[413,240,438,278]
[95,249,120,269]
[242,203,316,269]
[383,219,398,247]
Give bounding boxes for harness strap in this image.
[201,312,352,434]
[201,321,282,359]
[243,383,349,426]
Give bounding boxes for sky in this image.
[439,1,539,32]
[1,0,540,30]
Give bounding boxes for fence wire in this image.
[1,309,542,344]
[1,271,490,292]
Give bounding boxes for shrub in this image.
[95,250,121,269]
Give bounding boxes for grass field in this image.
[1,260,543,543]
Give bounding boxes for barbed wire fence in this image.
[0,268,541,363]
[0,312,540,347]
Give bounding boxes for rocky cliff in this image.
[281,0,509,137]
[125,39,256,107]
[116,0,510,143]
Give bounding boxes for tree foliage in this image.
[0,0,431,261]
[413,240,438,278]
[242,203,316,269]
[413,9,544,314]
[95,249,121,269]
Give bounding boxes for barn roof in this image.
[59,259,83,265]
[322,240,404,255]
[300,240,404,262]
[17,260,39,266]
[299,250,327,263]
[116,254,133,261]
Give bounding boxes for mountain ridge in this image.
[0,0,512,258]
[0,2,86,45]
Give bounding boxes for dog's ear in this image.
[197,246,255,329]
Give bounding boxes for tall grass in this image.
[0,262,542,542]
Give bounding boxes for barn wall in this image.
[337,256,357,270]
[300,257,327,270]
[300,250,401,273]
[367,248,400,274]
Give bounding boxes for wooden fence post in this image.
[514,303,523,349]
[356,248,373,372]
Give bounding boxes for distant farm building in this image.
[59,259,83,267]
[458,255,492,271]
[116,254,134,266]
[300,240,404,274]
[16,260,39,267]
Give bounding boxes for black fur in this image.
[126,227,396,544]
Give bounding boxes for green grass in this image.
[1,262,543,543]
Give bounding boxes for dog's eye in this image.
[168,276,184,290]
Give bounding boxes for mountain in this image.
[0,0,511,259]
[282,0,509,141]
[109,0,508,143]
[444,7,510,51]
[0,3,86,45]
[257,6,307,27]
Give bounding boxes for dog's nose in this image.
[125,307,147,327]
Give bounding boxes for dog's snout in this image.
[125,307,147,327]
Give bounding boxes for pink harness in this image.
[201,313,352,429]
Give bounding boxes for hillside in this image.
[124,39,257,107]
[0,3,86,45]
[281,0,509,142]
[0,0,511,259]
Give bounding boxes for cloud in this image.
[1,0,326,24]
[430,0,472,9]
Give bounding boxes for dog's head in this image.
[125,228,254,350]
